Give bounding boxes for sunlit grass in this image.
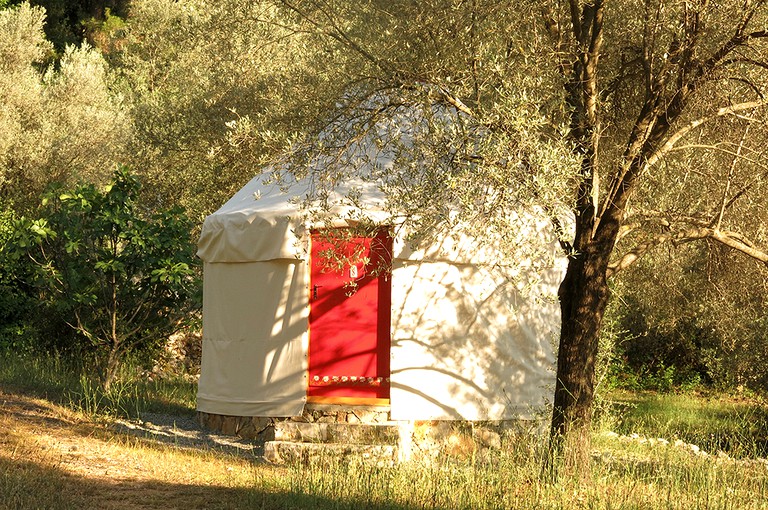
[609,391,768,458]
[275,437,768,509]
[1,352,767,509]
[3,419,767,510]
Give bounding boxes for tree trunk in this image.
[548,239,612,473]
[101,343,120,392]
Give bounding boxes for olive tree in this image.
[0,2,131,210]
[609,242,768,391]
[542,1,768,468]
[1,0,132,51]
[267,0,768,470]
[111,0,351,217]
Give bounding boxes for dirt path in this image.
[0,388,271,509]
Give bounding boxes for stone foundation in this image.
[196,412,275,441]
[197,404,391,439]
[198,406,544,463]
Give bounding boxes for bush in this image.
[2,167,200,389]
[0,209,40,352]
[602,244,768,394]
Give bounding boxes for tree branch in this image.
[714,126,749,229]
[436,85,474,117]
[276,0,394,75]
[565,0,606,249]
[710,229,768,266]
[608,228,708,277]
[643,100,767,169]
[597,0,768,229]
[608,225,768,277]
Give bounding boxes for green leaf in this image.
[9,168,200,388]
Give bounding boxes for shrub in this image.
[3,167,200,389]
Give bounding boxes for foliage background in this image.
[0,0,766,394]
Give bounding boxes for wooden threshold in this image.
[306,396,390,406]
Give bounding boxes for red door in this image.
[308,228,392,401]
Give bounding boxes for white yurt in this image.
[196,176,564,423]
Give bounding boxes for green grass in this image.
[0,350,197,419]
[271,444,768,509]
[609,391,768,458]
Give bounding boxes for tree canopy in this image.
[0,2,130,209]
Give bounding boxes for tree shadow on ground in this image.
[0,387,265,460]
[0,389,436,509]
[0,455,429,510]
[110,413,267,459]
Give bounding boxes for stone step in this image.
[274,421,400,445]
[303,404,391,424]
[264,440,398,466]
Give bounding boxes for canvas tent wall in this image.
[196,171,565,421]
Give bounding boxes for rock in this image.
[474,428,502,449]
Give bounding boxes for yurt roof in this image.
[197,99,564,268]
[196,146,401,264]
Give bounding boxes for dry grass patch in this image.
[2,385,768,509]
[0,389,281,509]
